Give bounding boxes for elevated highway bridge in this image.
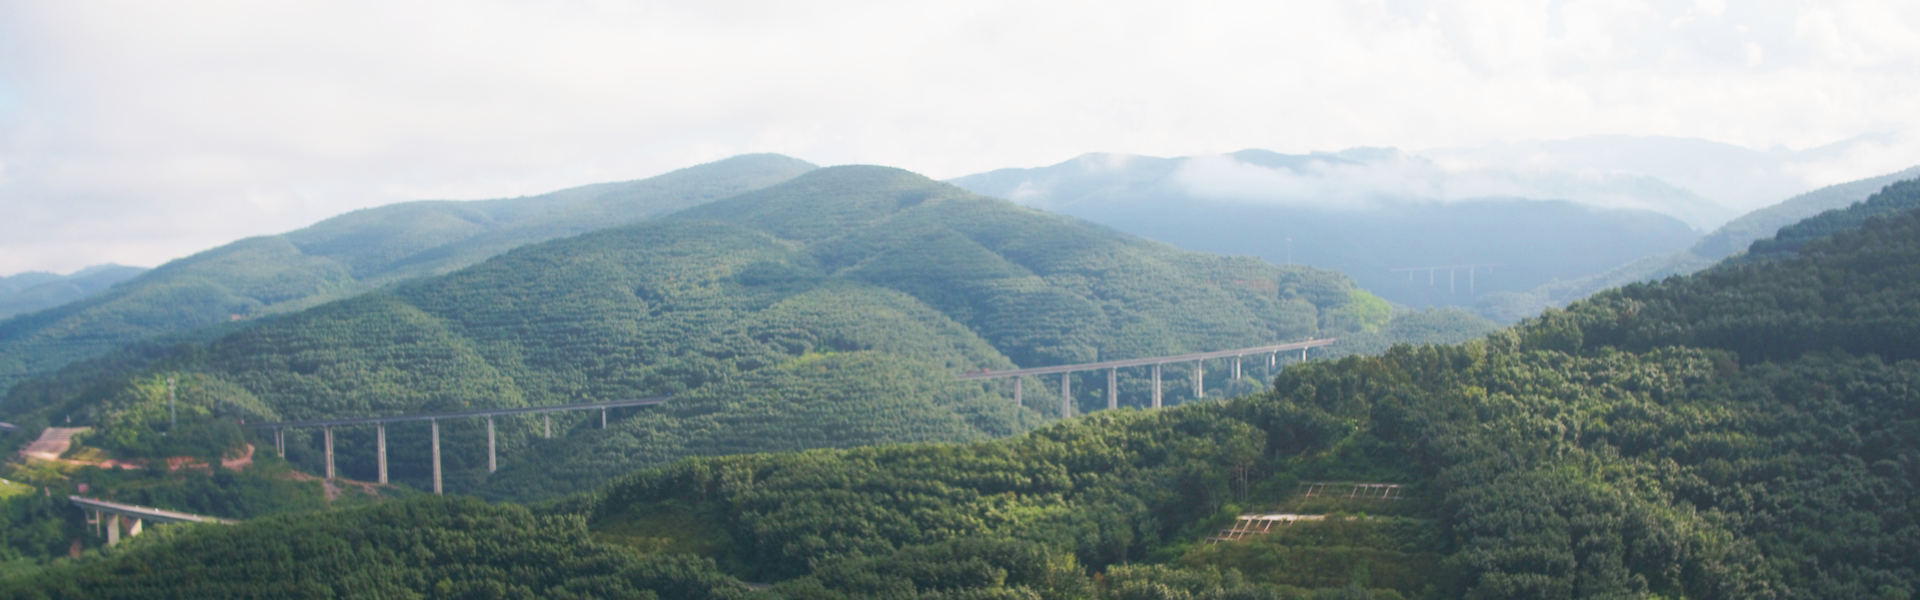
[960,338,1336,418]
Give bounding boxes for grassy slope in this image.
[0,154,816,399]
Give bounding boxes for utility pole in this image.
[167,377,176,434]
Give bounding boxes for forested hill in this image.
[3,166,1413,502]
[1539,177,1920,363]
[20,180,1920,599]
[1474,169,1920,323]
[1692,165,1920,261]
[0,154,816,396]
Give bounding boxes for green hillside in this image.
[0,154,816,396]
[11,169,1920,600]
[5,166,1398,503]
[1548,177,1920,363]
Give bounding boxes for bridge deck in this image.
[251,396,670,429]
[957,339,1336,380]
[70,496,238,525]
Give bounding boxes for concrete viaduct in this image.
[251,396,669,494]
[59,341,1334,531]
[960,338,1337,418]
[241,340,1334,490]
[71,496,237,546]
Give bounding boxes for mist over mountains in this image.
[949,148,1700,311]
[950,136,1915,315]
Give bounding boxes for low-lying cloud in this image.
[1174,150,1733,228]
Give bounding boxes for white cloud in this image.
[1171,149,1736,228]
[0,0,1916,274]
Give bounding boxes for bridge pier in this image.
[1151,364,1162,408]
[274,428,285,458]
[1060,374,1072,418]
[128,517,142,537]
[544,413,551,439]
[1233,356,1241,380]
[601,408,607,428]
[1107,368,1117,410]
[323,425,335,479]
[1194,360,1204,398]
[487,417,496,473]
[107,514,119,546]
[377,423,387,484]
[431,419,442,495]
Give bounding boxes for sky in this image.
[1,0,1917,275]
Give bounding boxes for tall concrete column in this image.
[431,419,442,495]
[1270,353,1276,368]
[487,417,496,473]
[601,408,607,428]
[1013,378,1022,405]
[128,518,142,538]
[1107,368,1118,410]
[544,413,551,439]
[1233,357,1242,380]
[1194,360,1204,398]
[323,425,335,479]
[1060,373,1072,419]
[275,428,285,458]
[1151,364,1162,408]
[377,422,388,485]
[107,514,120,546]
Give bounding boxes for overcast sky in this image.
[2,0,1916,275]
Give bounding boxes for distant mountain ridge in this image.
[0,154,817,395]
[1475,166,1920,322]
[949,149,1702,310]
[0,264,146,319]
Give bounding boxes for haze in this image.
[2,0,1916,275]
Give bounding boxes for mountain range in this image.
[1,166,1486,500]
[947,148,1704,310]
[12,145,1920,599]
